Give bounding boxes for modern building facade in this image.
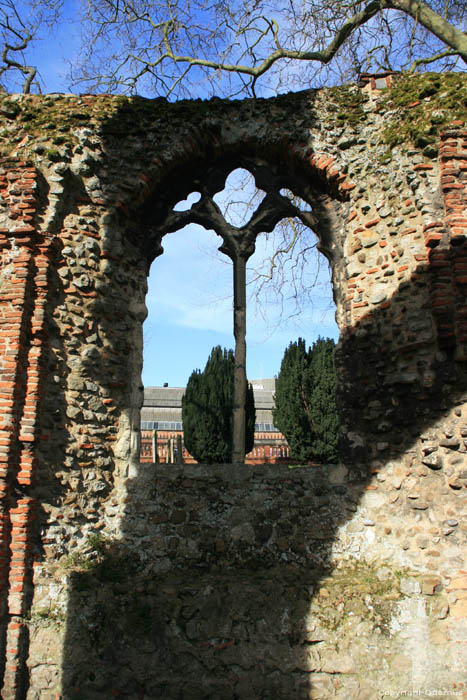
[140,379,291,464]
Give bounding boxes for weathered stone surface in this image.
[0,73,466,700]
[421,574,443,595]
[422,453,443,469]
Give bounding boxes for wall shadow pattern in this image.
[61,87,466,698]
[0,77,465,698]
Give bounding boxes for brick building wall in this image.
[139,381,292,464]
[140,428,291,464]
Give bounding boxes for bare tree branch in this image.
[0,0,63,93]
[388,0,467,60]
[70,0,466,97]
[408,46,457,70]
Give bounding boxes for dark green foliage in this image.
[273,337,338,463]
[182,346,255,463]
[245,377,255,456]
[308,337,339,463]
[273,339,314,462]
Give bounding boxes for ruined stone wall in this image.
[0,73,465,699]
[29,461,466,699]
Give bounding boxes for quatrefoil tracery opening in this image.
[164,165,318,263]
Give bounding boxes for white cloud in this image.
[146,224,234,333]
[145,219,338,341]
[143,199,339,386]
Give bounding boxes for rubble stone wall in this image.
[0,73,465,699]
[29,461,465,700]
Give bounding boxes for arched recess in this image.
[55,113,467,699]
[0,84,465,700]
[116,139,352,472]
[103,107,467,488]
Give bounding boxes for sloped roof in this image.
[143,386,185,408]
[141,379,276,425]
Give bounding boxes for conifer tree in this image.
[273,339,314,462]
[182,346,255,464]
[308,337,339,463]
[273,337,338,463]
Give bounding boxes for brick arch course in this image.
[0,77,465,698]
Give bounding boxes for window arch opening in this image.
[140,161,339,465]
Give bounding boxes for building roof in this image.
[143,386,185,407]
[141,380,278,430]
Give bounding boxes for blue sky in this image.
[142,172,338,387]
[7,5,339,387]
[143,220,337,387]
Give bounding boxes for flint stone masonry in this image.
[0,73,465,698]
[30,462,463,699]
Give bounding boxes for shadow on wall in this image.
[57,259,467,699]
[62,465,332,700]
[0,235,76,699]
[49,94,467,698]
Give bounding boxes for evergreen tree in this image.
[182,346,255,464]
[273,339,314,462]
[308,337,339,463]
[245,378,255,457]
[273,337,338,463]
